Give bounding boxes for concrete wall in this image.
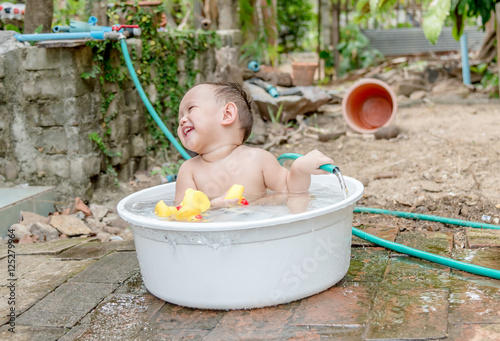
[0,30,238,201]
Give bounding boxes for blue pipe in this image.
[247,60,260,72]
[15,31,107,41]
[53,16,108,33]
[119,39,191,160]
[460,33,471,85]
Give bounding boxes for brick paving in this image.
[1,220,499,340]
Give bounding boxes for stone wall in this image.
[0,30,239,202]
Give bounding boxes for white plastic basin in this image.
[117,174,364,309]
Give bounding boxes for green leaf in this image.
[5,24,21,33]
[369,0,380,14]
[423,0,451,45]
[356,0,371,14]
[379,0,398,12]
[476,63,488,74]
[34,25,44,34]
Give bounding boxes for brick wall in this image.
[0,30,239,202]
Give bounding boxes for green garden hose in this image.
[352,207,500,279]
[277,153,500,279]
[354,207,500,230]
[351,227,500,279]
[120,39,192,161]
[120,42,499,279]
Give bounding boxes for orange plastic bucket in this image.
[342,78,397,133]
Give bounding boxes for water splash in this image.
[332,167,349,199]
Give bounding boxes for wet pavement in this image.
[1,219,499,340]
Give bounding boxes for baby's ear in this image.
[221,102,238,126]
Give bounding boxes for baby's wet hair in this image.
[201,82,254,143]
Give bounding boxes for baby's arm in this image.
[286,150,334,193]
[174,160,197,205]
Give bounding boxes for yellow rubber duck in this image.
[154,188,210,221]
[180,188,211,212]
[155,185,248,221]
[154,200,177,217]
[224,184,249,205]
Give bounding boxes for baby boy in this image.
[174,82,334,205]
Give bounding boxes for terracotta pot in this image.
[342,78,397,133]
[292,62,318,86]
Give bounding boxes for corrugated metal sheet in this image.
[361,27,486,56]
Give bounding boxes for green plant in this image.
[88,131,122,186]
[239,0,316,63]
[151,160,184,178]
[336,24,383,76]
[277,0,315,54]
[82,3,219,182]
[470,63,488,75]
[365,0,500,44]
[4,24,21,33]
[268,103,284,125]
[353,0,399,28]
[471,62,499,97]
[267,103,294,128]
[448,0,499,42]
[319,48,335,80]
[106,164,120,186]
[239,0,266,63]
[88,132,121,158]
[481,72,499,95]
[53,0,86,26]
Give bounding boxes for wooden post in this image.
[496,3,500,95]
[331,0,340,78]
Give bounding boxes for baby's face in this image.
[177,85,223,153]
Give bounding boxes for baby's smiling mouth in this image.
[183,126,194,138]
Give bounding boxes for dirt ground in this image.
[271,100,500,233]
[96,99,499,237]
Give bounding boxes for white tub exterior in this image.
[117,175,364,309]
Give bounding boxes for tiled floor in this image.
[0,218,499,340]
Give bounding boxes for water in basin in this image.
[124,174,347,223]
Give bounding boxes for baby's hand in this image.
[293,150,334,175]
[210,196,239,207]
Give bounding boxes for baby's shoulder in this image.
[178,155,202,171]
[234,146,274,162]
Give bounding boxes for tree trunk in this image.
[261,0,278,66]
[496,3,500,95]
[89,0,109,27]
[317,0,322,78]
[331,0,340,77]
[24,0,53,33]
[475,10,496,63]
[216,0,237,29]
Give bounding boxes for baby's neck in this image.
[200,144,240,162]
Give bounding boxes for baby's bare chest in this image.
[193,161,265,198]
